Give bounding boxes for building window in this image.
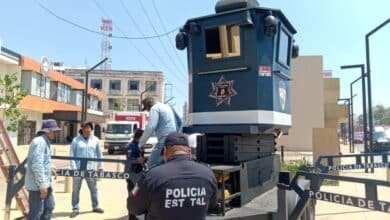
[145,81,156,92]
[127,99,139,111]
[128,80,139,91]
[89,96,99,110]
[31,73,50,98]
[205,24,241,59]
[91,79,102,90]
[109,80,121,91]
[108,98,125,111]
[97,100,102,111]
[57,83,71,104]
[75,91,82,106]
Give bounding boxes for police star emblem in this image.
[209,76,238,106]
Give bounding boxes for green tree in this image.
[373,105,386,125]
[358,105,390,126]
[357,114,364,125]
[0,73,28,132]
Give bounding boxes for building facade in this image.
[62,68,164,115]
[0,46,105,145]
[277,56,348,160]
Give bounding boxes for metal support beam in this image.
[341,64,368,172]
[365,18,390,173]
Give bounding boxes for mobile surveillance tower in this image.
[176,0,299,209]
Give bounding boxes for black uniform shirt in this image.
[127,154,218,220]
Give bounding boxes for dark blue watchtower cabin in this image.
[177,0,298,135]
[176,0,299,208]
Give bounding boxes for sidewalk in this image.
[315,144,390,219]
[0,144,129,220]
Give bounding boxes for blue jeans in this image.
[72,177,99,211]
[146,138,166,169]
[27,188,55,220]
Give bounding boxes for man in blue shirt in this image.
[126,129,145,220]
[139,96,178,168]
[69,122,104,218]
[25,119,61,220]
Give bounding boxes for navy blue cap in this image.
[161,132,190,155]
[164,132,189,146]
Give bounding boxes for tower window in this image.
[205,24,241,59]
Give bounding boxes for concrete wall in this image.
[0,63,21,80]
[278,56,325,151]
[312,128,340,162]
[25,110,43,134]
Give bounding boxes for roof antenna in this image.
[84,58,89,69]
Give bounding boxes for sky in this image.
[0,0,389,117]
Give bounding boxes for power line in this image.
[117,0,187,95]
[35,0,187,99]
[35,0,179,40]
[92,0,187,98]
[151,0,188,72]
[137,0,187,81]
[119,0,181,79]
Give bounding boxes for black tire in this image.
[108,149,114,155]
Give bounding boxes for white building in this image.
[0,46,105,145]
[63,68,164,114]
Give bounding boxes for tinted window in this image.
[128,80,139,91]
[91,79,102,90]
[109,80,121,90]
[106,124,132,134]
[278,29,290,66]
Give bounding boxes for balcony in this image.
[109,89,122,95]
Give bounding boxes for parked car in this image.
[372,131,390,152]
[353,132,364,144]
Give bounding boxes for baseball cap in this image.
[164,132,189,146]
[161,132,190,155]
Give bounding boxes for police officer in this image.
[127,132,218,220]
[126,129,145,220]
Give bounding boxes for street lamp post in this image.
[365,19,390,166]
[341,64,368,172]
[350,76,362,153]
[81,58,108,122]
[338,98,351,151]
